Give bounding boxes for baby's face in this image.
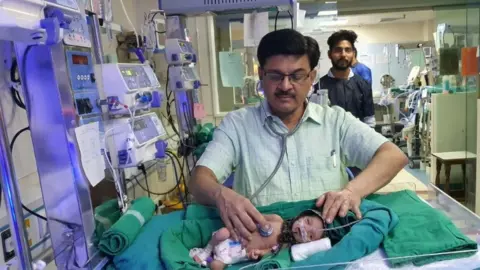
[291,215,324,243]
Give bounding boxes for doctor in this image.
[189,29,407,242]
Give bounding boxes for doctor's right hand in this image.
[214,187,268,242]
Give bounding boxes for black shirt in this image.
[315,74,374,120]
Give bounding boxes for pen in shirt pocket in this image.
[331,150,337,168]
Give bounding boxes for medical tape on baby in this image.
[299,219,362,241]
[298,219,309,243]
[124,210,145,226]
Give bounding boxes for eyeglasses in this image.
[263,71,311,85]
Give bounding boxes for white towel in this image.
[291,238,332,262]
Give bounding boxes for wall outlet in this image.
[1,229,14,262]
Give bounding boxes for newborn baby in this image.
[189,209,326,270]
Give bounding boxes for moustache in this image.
[275,92,295,98]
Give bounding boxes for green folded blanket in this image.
[94,199,122,244]
[367,190,478,267]
[99,196,155,256]
[160,199,398,270]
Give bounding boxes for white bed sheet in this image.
[346,247,480,270]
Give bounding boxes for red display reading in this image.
[72,54,88,65]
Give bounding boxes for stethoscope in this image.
[247,90,305,201]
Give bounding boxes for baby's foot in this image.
[189,248,210,263]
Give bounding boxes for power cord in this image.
[274,8,294,31]
[137,163,150,198]
[274,10,280,31]
[10,59,26,110]
[9,127,47,222]
[4,46,47,221]
[165,65,181,137]
[165,151,186,208]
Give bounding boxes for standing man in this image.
[352,48,372,85]
[318,30,376,128]
[189,29,407,242]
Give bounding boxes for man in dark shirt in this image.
[316,30,375,128]
[316,30,376,178]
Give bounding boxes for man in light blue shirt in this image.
[189,29,407,242]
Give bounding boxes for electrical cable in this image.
[133,175,180,196]
[10,59,26,109]
[9,127,48,221]
[165,65,181,137]
[5,46,48,222]
[274,11,280,31]
[165,152,186,208]
[132,154,183,196]
[165,150,185,181]
[287,10,293,29]
[138,164,150,198]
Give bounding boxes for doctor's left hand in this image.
[316,188,362,224]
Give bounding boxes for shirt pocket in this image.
[302,152,343,195]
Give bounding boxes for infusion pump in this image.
[96,63,161,115]
[165,39,201,91]
[105,113,166,168]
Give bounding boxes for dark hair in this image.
[257,29,320,70]
[278,219,297,245]
[327,30,358,51]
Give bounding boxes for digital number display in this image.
[133,119,147,131]
[72,54,88,65]
[121,68,136,76]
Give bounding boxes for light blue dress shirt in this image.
[197,101,389,206]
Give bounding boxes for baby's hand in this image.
[247,249,261,260]
[247,248,270,260]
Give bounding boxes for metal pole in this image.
[0,97,33,269]
[87,11,105,64]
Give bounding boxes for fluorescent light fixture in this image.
[318,19,348,26]
[317,10,338,16]
[326,1,337,3]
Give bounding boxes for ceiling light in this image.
[319,19,348,26]
[317,10,338,16]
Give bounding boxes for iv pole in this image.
[0,48,32,269]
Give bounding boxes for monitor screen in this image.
[72,54,88,65]
[133,119,147,131]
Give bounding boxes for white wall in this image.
[346,20,435,44]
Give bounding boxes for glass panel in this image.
[465,3,479,212]
[433,6,478,212]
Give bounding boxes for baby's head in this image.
[279,209,326,245]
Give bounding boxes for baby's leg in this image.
[206,229,229,269]
[211,228,230,245]
[192,228,230,264]
[209,260,226,270]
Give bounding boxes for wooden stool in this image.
[432,151,476,198]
